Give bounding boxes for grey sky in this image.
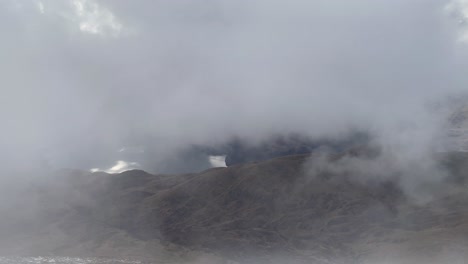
[0,0,467,173]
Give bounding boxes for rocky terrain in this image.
[2,146,468,263]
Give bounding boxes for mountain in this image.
[448,103,468,152]
[2,149,468,263]
[216,133,369,166]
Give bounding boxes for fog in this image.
[0,0,467,173]
[2,1,468,263]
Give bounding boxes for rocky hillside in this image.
[2,150,468,263]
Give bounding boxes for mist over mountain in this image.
[0,0,467,173]
[3,0,468,263]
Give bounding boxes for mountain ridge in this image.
[2,150,468,263]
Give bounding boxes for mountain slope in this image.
[2,151,468,263]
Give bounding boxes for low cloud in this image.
[0,0,467,173]
[91,160,140,174]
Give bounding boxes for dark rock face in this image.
[447,103,468,152]
[206,133,369,166]
[2,151,468,263]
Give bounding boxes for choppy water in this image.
[0,257,146,264]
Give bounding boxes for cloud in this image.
[22,0,124,36]
[71,0,123,36]
[91,160,140,174]
[208,155,227,168]
[0,0,467,173]
[446,0,468,43]
[36,1,44,14]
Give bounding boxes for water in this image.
[0,257,146,264]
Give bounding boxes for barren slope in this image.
[2,151,468,263]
